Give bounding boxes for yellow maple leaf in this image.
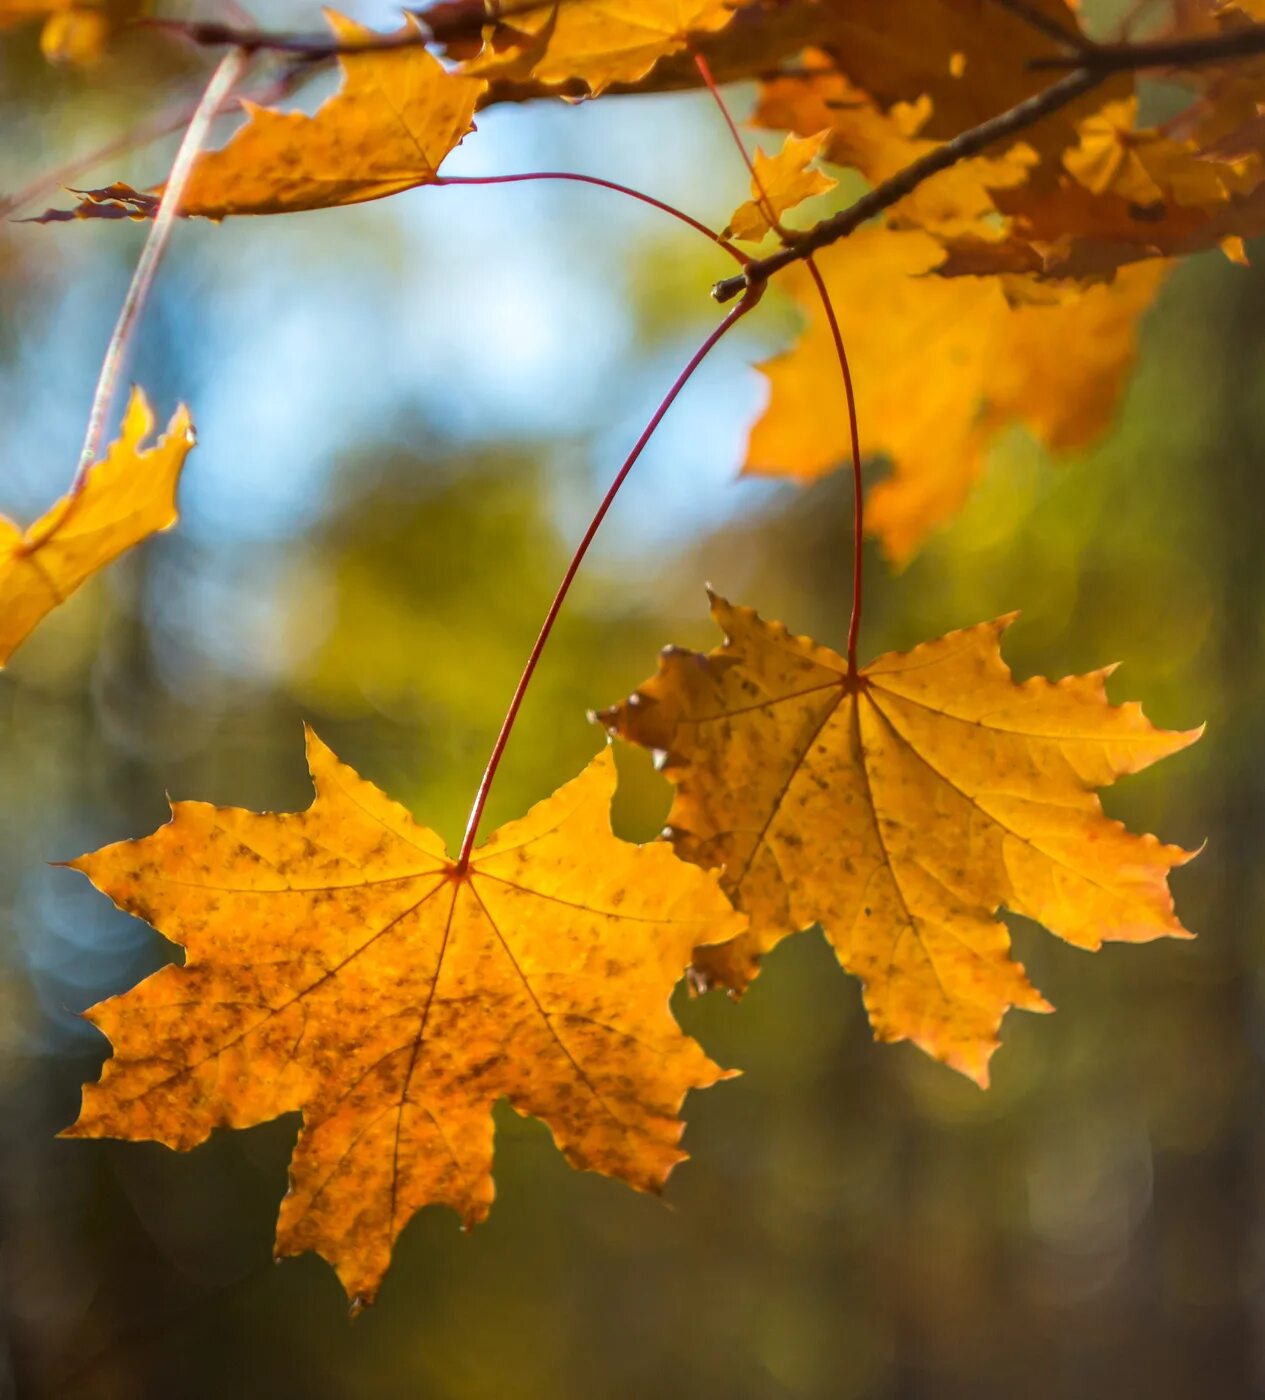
[601,594,1200,1085]
[753,59,1038,240]
[743,226,1165,563]
[64,735,744,1305]
[932,92,1265,282]
[464,0,746,95]
[724,130,838,242]
[0,388,193,666]
[1066,98,1247,208]
[42,12,485,220]
[181,12,484,216]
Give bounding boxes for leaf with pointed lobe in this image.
[753,59,1041,240]
[461,0,749,96]
[601,594,1200,1085]
[742,227,1165,563]
[35,12,484,220]
[724,130,838,243]
[0,388,193,666]
[931,86,1265,281]
[64,736,744,1306]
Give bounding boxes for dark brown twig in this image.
[134,15,420,55]
[981,0,1089,50]
[2,65,305,221]
[709,10,1265,300]
[712,66,1101,303]
[126,6,1265,82]
[1033,22,1265,71]
[133,0,575,56]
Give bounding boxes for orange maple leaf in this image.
[0,387,193,666]
[753,59,1041,240]
[723,130,838,243]
[600,594,1200,1085]
[743,226,1165,563]
[64,735,744,1305]
[464,0,747,95]
[1067,98,1245,208]
[931,98,1265,281]
[39,12,484,220]
[801,0,1090,143]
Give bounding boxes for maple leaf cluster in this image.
[26,0,1265,555]
[6,0,1254,1306]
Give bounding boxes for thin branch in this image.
[692,51,764,195]
[134,15,419,56]
[75,47,249,482]
[116,19,826,117]
[981,0,1089,49]
[1033,22,1265,71]
[124,5,1265,106]
[2,65,302,221]
[803,256,864,676]
[436,172,747,264]
[126,2,829,100]
[712,66,1101,303]
[455,284,763,869]
[132,0,556,56]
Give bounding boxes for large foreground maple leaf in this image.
[601,594,1200,1084]
[65,735,743,1304]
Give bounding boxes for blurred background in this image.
[1,1,1261,1395]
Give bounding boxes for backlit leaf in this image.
[0,388,193,666]
[463,0,747,96]
[724,130,837,243]
[601,594,1199,1084]
[64,737,744,1305]
[743,227,1165,563]
[36,12,484,220]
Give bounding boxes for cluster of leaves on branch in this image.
[4,0,1261,1307]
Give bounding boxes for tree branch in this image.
[47,0,1265,312]
[134,16,418,56]
[127,5,1265,102]
[1033,22,1265,71]
[981,0,1088,50]
[75,47,250,479]
[1,65,305,221]
[709,13,1265,301]
[711,66,1102,304]
[133,0,555,54]
[127,0,817,106]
